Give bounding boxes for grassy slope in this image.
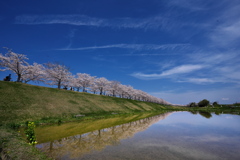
[0,81,173,124]
[0,127,50,160]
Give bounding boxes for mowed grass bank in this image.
[0,81,173,124]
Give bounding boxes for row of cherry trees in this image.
[0,48,168,104]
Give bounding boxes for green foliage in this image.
[189,111,198,114]
[57,119,62,125]
[233,103,240,106]
[6,122,20,130]
[0,127,51,160]
[24,121,37,145]
[213,101,219,107]
[189,102,197,107]
[198,111,212,119]
[198,99,210,107]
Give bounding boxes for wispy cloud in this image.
[132,49,240,84]
[15,15,104,26]
[187,52,240,84]
[160,65,204,76]
[14,14,200,32]
[188,52,239,65]
[208,2,240,48]
[131,65,204,80]
[210,20,240,47]
[66,29,77,49]
[177,78,221,84]
[58,43,189,51]
[167,0,209,11]
[222,98,229,101]
[15,14,169,30]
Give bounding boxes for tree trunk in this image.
[17,74,21,82]
[112,90,115,97]
[57,80,61,89]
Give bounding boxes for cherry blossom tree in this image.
[117,84,127,98]
[70,76,82,91]
[89,81,98,94]
[44,62,72,89]
[0,48,29,82]
[75,73,95,92]
[61,74,74,90]
[108,81,120,97]
[94,77,110,95]
[21,63,45,83]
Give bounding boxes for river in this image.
[35,111,240,160]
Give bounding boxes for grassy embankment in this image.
[0,81,176,125]
[0,81,175,159]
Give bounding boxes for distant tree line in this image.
[188,99,220,107]
[0,48,169,105]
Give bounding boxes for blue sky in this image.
[0,0,240,105]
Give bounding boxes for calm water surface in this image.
[36,112,240,160]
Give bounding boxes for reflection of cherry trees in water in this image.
[36,112,173,159]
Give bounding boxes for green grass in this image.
[31,111,167,144]
[0,127,51,160]
[0,81,174,125]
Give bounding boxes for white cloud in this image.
[15,15,105,26]
[167,0,208,11]
[210,20,240,47]
[185,51,240,84]
[208,2,240,48]
[58,43,189,51]
[15,14,169,30]
[131,65,204,80]
[66,29,77,49]
[161,65,203,76]
[131,49,240,86]
[179,78,216,84]
[222,98,229,101]
[188,52,239,65]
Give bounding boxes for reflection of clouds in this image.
[225,116,233,119]
[183,135,228,142]
[157,112,240,130]
[155,112,203,125]
[36,112,173,159]
[138,142,218,160]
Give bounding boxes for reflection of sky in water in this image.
[125,112,240,160]
[37,112,240,160]
[156,111,239,127]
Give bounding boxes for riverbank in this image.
[1,111,169,160]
